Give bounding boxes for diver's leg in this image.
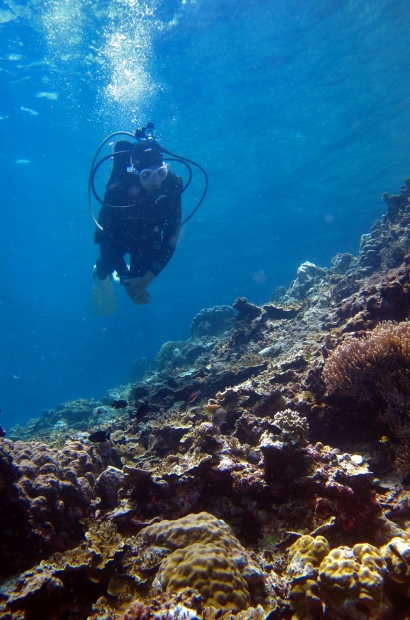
[96,240,128,280]
[91,239,125,317]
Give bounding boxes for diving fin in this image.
[90,270,116,317]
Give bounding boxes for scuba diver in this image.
[89,123,207,317]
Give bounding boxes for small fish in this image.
[212,407,227,427]
[0,424,6,438]
[380,436,390,443]
[187,390,201,405]
[20,106,39,116]
[88,430,110,443]
[111,399,128,409]
[35,91,59,100]
[133,400,149,420]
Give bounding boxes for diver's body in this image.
[92,139,182,310]
[95,166,182,281]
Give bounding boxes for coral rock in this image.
[95,466,125,509]
[0,439,101,580]
[190,305,235,338]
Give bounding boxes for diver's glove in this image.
[123,271,155,304]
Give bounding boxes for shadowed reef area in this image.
[3,180,410,619]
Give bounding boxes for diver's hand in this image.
[133,290,151,305]
[124,271,155,302]
[124,276,147,301]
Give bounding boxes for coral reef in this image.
[190,305,235,338]
[0,438,102,580]
[3,178,410,617]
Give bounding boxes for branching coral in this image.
[323,321,410,475]
[323,320,410,401]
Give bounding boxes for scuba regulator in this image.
[88,122,208,231]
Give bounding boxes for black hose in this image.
[88,133,208,229]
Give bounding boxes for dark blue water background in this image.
[1,0,409,426]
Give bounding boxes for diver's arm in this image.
[149,178,182,275]
[123,272,155,304]
[95,184,121,233]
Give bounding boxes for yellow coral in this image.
[287,535,329,620]
[140,512,233,550]
[139,512,264,612]
[318,544,387,618]
[287,535,330,574]
[153,541,250,611]
[380,536,410,595]
[352,544,386,612]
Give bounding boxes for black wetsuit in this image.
[94,143,182,280]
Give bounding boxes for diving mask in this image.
[139,164,168,186]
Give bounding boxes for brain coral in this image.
[153,541,250,611]
[286,535,330,620]
[0,438,102,579]
[140,511,236,550]
[140,512,262,579]
[139,512,264,611]
[380,536,410,595]
[287,535,330,576]
[318,544,388,619]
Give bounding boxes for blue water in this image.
[1,0,409,426]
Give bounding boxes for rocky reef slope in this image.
[2,180,410,619]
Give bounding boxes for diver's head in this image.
[130,139,168,191]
